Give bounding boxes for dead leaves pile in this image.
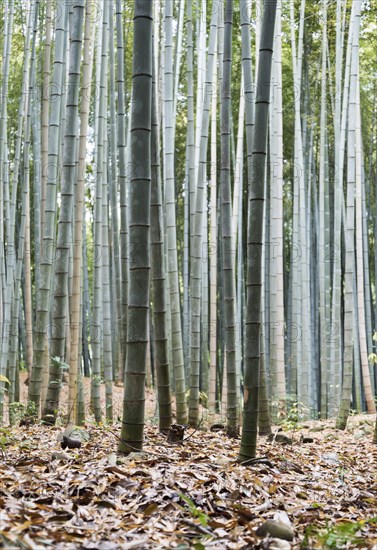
[1,417,377,549]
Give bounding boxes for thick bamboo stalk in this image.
[269,1,285,419]
[42,0,85,423]
[239,0,277,462]
[118,0,153,454]
[164,0,187,424]
[68,0,96,423]
[220,0,238,436]
[208,43,218,426]
[151,65,172,432]
[29,0,68,409]
[188,3,218,427]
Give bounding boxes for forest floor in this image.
[1,375,377,549]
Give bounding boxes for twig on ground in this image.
[180,518,213,536]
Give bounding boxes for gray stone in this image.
[268,539,292,550]
[256,520,294,541]
[51,451,71,461]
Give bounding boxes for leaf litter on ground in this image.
[2,381,377,549]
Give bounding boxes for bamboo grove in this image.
[0,0,376,459]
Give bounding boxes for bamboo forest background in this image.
[0,0,377,456]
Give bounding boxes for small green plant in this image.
[0,427,12,455]
[303,518,377,549]
[18,360,27,372]
[184,388,207,406]
[9,402,25,424]
[309,502,324,509]
[25,401,38,417]
[51,356,69,370]
[9,401,38,425]
[51,357,70,382]
[178,493,210,527]
[199,391,208,408]
[337,467,347,483]
[0,374,10,398]
[276,394,309,430]
[369,334,377,368]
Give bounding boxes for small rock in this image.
[256,520,294,541]
[268,539,292,550]
[52,451,71,461]
[19,417,36,427]
[268,433,292,445]
[19,439,36,450]
[216,457,233,466]
[167,424,186,442]
[310,425,325,432]
[64,427,90,442]
[57,426,90,443]
[273,511,292,529]
[61,435,81,450]
[210,423,225,432]
[324,434,339,441]
[107,452,117,466]
[320,452,340,465]
[300,435,314,443]
[125,452,150,461]
[362,426,373,435]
